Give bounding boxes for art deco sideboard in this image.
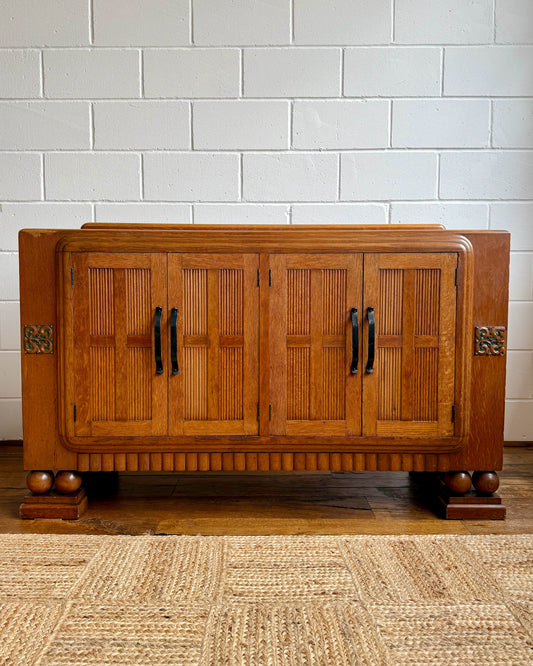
[18,224,509,519]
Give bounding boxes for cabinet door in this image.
[362,253,457,437]
[70,252,167,437]
[168,254,259,436]
[269,254,362,436]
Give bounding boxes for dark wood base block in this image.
[413,472,506,520]
[436,473,506,519]
[437,492,506,520]
[19,488,88,519]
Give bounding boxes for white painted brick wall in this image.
[341,152,438,201]
[293,1,391,46]
[0,51,41,98]
[0,0,89,47]
[94,102,190,150]
[193,101,289,150]
[144,49,240,98]
[194,0,290,46]
[493,100,533,148]
[0,155,42,200]
[394,0,494,44]
[496,0,533,44]
[0,102,91,150]
[93,0,189,47]
[392,100,491,148]
[0,0,532,440]
[244,49,341,97]
[144,153,239,201]
[44,50,140,98]
[440,152,533,199]
[444,47,533,96]
[293,100,389,149]
[344,48,441,96]
[45,153,141,201]
[243,154,338,202]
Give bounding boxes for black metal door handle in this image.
[350,308,358,374]
[170,308,179,375]
[154,306,163,375]
[366,307,375,374]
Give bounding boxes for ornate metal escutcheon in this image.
[24,325,54,354]
[474,326,506,356]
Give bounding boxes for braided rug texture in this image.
[0,534,532,665]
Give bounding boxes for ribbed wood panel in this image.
[184,269,207,335]
[414,348,438,421]
[287,347,310,420]
[77,452,451,472]
[184,348,208,420]
[126,269,151,421]
[219,347,243,420]
[322,269,346,335]
[219,270,244,420]
[415,269,440,336]
[127,348,151,420]
[414,269,440,421]
[90,347,115,421]
[378,269,403,336]
[322,348,345,420]
[322,270,346,420]
[219,269,243,335]
[377,270,403,421]
[89,268,114,336]
[184,270,208,420]
[377,347,401,421]
[89,269,115,421]
[287,269,311,420]
[126,269,150,335]
[288,270,310,335]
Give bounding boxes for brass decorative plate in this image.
[24,325,54,354]
[474,326,505,356]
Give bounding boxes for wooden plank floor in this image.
[1,444,532,535]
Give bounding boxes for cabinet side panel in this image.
[19,231,76,470]
[448,232,510,471]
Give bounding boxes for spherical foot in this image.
[54,471,83,495]
[473,471,500,494]
[444,471,472,494]
[27,470,54,495]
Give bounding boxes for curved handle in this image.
[154,306,163,375]
[350,307,358,374]
[170,307,179,375]
[366,307,375,374]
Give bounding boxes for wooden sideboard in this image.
[19,224,509,519]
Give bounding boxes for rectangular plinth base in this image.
[437,491,506,520]
[19,488,87,519]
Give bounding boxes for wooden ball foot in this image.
[54,471,83,495]
[473,471,500,494]
[444,471,472,495]
[26,470,54,494]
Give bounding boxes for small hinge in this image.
[268,269,272,286]
[269,404,272,420]
[73,404,77,422]
[257,403,260,420]
[257,269,260,287]
[455,267,458,287]
[71,267,74,287]
[451,405,455,423]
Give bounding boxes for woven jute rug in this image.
[0,534,532,665]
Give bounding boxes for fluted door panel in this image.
[269,254,362,437]
[70,252,167,437]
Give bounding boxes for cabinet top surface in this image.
[17,223,511,257]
